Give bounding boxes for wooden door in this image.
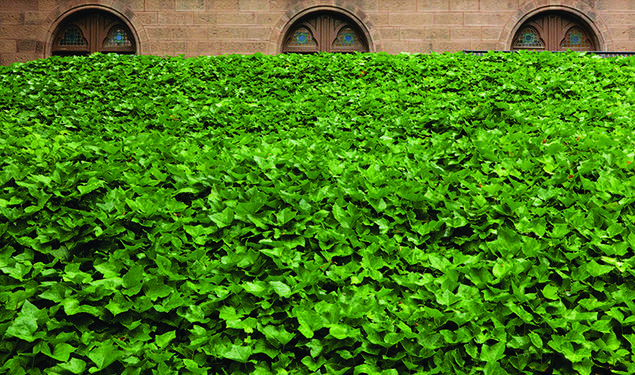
[512,13,596,51]
[52,12,135,56]
[283,13,368,53]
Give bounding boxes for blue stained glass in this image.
[570,33,581,45]
[60,26,86,46]
[105,27,132,47]
[296,32,308,44]
[343,33,354,45]
[513,27,543,48]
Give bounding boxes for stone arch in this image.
[270,2,378,53]
[45,2,146,57]
[499,2,611,51]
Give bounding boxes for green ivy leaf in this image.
[542,284,559,300]
[218,343,252,363]
[87,341,120,370]
[586,260,613,277]
[5,300,44,342]
[59,358,87,374]
[269,280,292,298]
[155,331,176,348]
[50,342,76,362]
[528,331,543,349]
[480,341,505,363]
[261,324,295,346]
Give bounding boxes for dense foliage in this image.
[0,52,634,375]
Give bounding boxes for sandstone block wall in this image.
[0,0,633,65]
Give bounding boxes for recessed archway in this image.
[511,11,599,51]
[503,4,609,52]
[48,6,138,57]
[278,7,373,53]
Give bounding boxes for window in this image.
[511,12,597,51]
[512,27,544,50]
[283,12,368,53]
[52,11,136,56]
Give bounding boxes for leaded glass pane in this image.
[104,27,132,48]
[59,26,87,46]
[561,27,592,49]
[333,27,361,49]
[512,27,544,48]
[286,27,317,48]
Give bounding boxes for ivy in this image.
[0,51,634,374]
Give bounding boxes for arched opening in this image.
[51,10,136,56]
[511,11,598,51]
[282,11,369,53]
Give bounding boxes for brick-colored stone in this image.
[464,12,509,26]
[239,0,268,11]
[135,12,159,25]
[388,13,434,26]
[368,12,390,26]
[597,0,634,10]
[376,26,401,40]
[176,0,206,11]
[24,11,48,25]
[379,0,416,12]
[606,26,630,40]
[400,27,450,40]
[0,39,16,53]
[145,26,174,40]
[433,13,463,25]
[194,12,217,24]
[418,0,450,11]
[479,0,518,11]
[158,12,194,25]
[451,27,481,40]
[424,27,451,40]
[208,26,249,39]
[382,40,410,53]
[211,40,269,53]
[481,26,502,40]
[216,12,256,25]
[613,40,634,50]
[214,0,240,11]
[0,0,36,10]
[1,25,40,40]
[146,0,176,11]
[171,26,209,39]
[450,0,478,11]
[352,0,380,12]
[246,27,271,40]
[0,12,25,24]
[603,13,635,25]
[255,12,281,26]
[36,0,60,12]
[16,39,37,52]
[432,40,470,51]
[269,0,291,11]
[470,40,500,50]
[406,40,434,52]
[122,0,146,11]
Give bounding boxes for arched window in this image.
[560,27,593,50]
[511,12,597,51]
[52,11,136,56]
[512,27,544,50]
[282,12,369,53]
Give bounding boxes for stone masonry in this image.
[0,0,633,65]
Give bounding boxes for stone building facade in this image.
[1,0,633,65]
